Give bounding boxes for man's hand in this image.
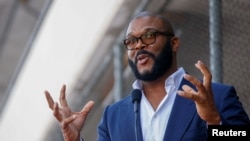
[177,60,221,125]
[44,84,95,141]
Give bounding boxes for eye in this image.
[125,37,137,45]
[129,37,137,44]
[142,31,156,39]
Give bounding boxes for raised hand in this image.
[44,84,95,141]
[177,60,221,125]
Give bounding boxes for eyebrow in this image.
[126,28,158,37]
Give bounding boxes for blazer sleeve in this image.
[212,83,250,125]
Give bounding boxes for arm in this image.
[215,85,250,125]
[44,84,95,141]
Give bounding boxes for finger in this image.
[183,85,197,94]
[195,60,212,86]
[61,115,77,130]
[178,85,199,101]
[59,84,68,107]
[184,74,202,88]
[53,102,62,121]
[184,74,206,94]
[44,90,55,110]
[80,100,95,117]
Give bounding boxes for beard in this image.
[128,41,173,81]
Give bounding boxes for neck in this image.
[141,66,177,110]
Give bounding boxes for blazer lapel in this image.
[163,78,197,141]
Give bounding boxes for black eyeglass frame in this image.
[123,30,174,50]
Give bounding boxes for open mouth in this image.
[137,54,150,65]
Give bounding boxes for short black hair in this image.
[131,11,175,36]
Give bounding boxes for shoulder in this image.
[211,82,234,89]
[211,82,236,97]
[211,82,240,108]
[211,82,250,125]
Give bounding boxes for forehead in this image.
[126,16,165,36]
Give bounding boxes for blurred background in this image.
[0,0,249,140]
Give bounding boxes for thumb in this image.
[80,100,95,117]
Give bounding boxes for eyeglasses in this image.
[123,30,174,50]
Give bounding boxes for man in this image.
[45,11,250,141]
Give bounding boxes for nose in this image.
[134,39,146,50]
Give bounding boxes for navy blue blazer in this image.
[97,78,250,141]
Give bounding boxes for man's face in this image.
[126,16,173,81]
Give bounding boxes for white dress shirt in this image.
[132,68,185,141]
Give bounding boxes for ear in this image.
[171,37,180,52]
